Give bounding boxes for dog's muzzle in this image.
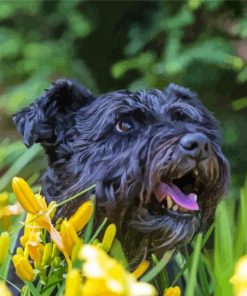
[179,133,210,161]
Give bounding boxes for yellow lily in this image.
[0,203,22,218]
[69,200,94,232]
[132,260,150,279]
[79,245,157,296]
[12,177,41,214]
[102,223,116,252]
[64,269,83,296]
[60,219,80,256]
[0,281,12,296]
[12,178,70,267]
[20,213,39,247]
[12,253,34,282]
[41,242,53,267]
[0,232,10,264]
[230,255,247,296]
[0,192,22,230]
[164,286,181,296]
[24,231,44,266]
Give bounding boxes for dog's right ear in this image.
[13,79,94,147]
[164,83,197,101]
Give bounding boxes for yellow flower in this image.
[0,232,10,264]
[102,223,116,252]
[24,232,44,266]
[41,243,52,267]
[0,193,8,206]
[132,260,150,279]
[230,255,247,296]
[12,177,41,214]
[71,240,83,262]
[20,213,39,247]
[79,245,157,296]
[47,201,57,219]
[164,286,181,296]
[12,253,34,282]
[0,281,12,296]
[12,178,68,264]
[64,269,83,296]
[69,200,94,232]
[0,203,23,218]
[60,219,80,256]
[0,192,22,230]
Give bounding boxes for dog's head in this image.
[13,79,230,262]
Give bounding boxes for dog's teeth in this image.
[194,169,199,176]
[180,207,186,212]
[173,205,178,211]
[166,195,173,209]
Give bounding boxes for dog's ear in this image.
[164,83,197,100]
[13,79,94,147]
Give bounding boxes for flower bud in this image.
[12,254,34,282]
[12,177,41,214]
[0,232,10,264]
[102,223,116,252]
[69,201,93,232]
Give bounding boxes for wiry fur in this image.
[13,79,229,265]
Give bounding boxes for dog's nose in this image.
[179,133,210,160]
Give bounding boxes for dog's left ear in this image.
[164,83,197,100]
[13,79,94,147]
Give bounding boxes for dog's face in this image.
[14,80,229,263]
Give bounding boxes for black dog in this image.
[13,79,229,264]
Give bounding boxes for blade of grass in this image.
[184,232,203,296]
[110,238,129,270]
[214,200,233,296]
[0,145,42,191]
[151,254,169,289]
[172,223,215,286]
[198,260,210,296]
[89,217,108,243]
[140,250,174,282]
[235,177,247,257]
[24,281,40,296]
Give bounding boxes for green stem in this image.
[89,217,108,243]
[56,184,95,208]
[140,250,174,282]
[0,275,21,293]
[24,281,40,296]
[184,232,203,296]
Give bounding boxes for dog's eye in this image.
[171,111,189,121]
[115,119,134,133]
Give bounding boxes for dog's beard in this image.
[93,137,229,264]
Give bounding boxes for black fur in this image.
[14,79,229,265]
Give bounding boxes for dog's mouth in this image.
[149,169,205,216]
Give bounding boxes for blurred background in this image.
[0,0,246,192]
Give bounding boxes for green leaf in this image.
[141,250,174,282]
[0,145,42,191]
[110,238,129,270]
[184,232,203,296]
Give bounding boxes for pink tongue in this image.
[155,182,199,211]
